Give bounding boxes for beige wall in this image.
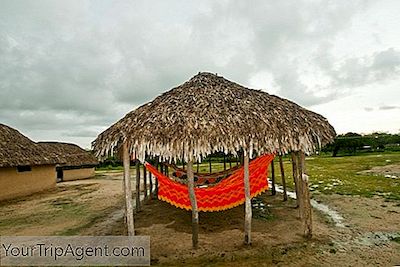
[0,165,56,201]
[62,167,95,181]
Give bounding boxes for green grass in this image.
[303,152,400,200]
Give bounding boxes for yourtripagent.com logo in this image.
[0,236,150,266]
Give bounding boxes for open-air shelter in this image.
[92,72,336,248]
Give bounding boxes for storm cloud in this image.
[0,0,399,147]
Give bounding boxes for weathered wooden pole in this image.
[229,154,232,168]
[196,161,199,173]
[187,159,199,249]
[122,142,135,236]
[209,156,212,173]
[135,160,141,212]
[154,158,159,198]
[223,154,226,171]
[291,152,300,208]
[298,151,312,238]
[149,171,153,200]
[243,152,252,245]
[271,159,276,195]
[143,162,147,200]
[279,155,288,201]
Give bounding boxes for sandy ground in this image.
[1,171,399,266]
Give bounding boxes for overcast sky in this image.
[1,0,399,149]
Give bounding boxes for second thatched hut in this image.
[39,142,98,182]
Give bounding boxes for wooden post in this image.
[149,171,153,200]
[243,152,252,245]
[123,142,135,236]
[271,160,276,195]
[298,152,312,238]
[209,156,212,173]
[291,152,300,208]
[143,162,147,200]
[229,154,232,168]
[196,161,199,173]
[236,155,239,166]
[135,160,141,212]
[187,160,199,249]
[155,158,159,198]
[279,155,288,201]
[223,154,226,171]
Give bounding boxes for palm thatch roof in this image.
[92,72,336,162]
[0,123,59,168]
[39,142,98,167]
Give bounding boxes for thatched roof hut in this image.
[0,123,60,201]
[92,72,336,245]
[93,72,335,162]
[0,123,59,168]
[39,142,98,167]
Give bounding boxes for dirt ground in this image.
[1,171,399,266]
[359,163,400,179]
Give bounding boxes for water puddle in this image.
[270,182,346,227]
[355,232,400,246]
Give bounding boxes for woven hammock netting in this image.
[144,154,275,212]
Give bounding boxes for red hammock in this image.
[144,154,275,212]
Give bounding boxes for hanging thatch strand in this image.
[92,72,336,162]
[0,123,60,167]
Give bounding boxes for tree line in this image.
[322,132,400,156]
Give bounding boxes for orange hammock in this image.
[144,154,275,212]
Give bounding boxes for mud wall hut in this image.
[0,124,59,201]
[39,142,98,182]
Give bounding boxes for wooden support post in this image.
[187,160,199,249]
[223,154,226,171]
[196,161,199,173]
[155,158,159,198]
[143,162,147,200]
[236,155,239,166]
[298,152,312,238]
[229,154,232,168]
[291,152,300,208]
[243,152,252,245]
[279,155,288,201]
[123,142,135,236]
[135,160,141,212]
[271,160,276,195]
[149,171,153,200]
[209,156,212,173]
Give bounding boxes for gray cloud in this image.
[0,0,399,147]
[379,105,400,110]
[329,48,400,87]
